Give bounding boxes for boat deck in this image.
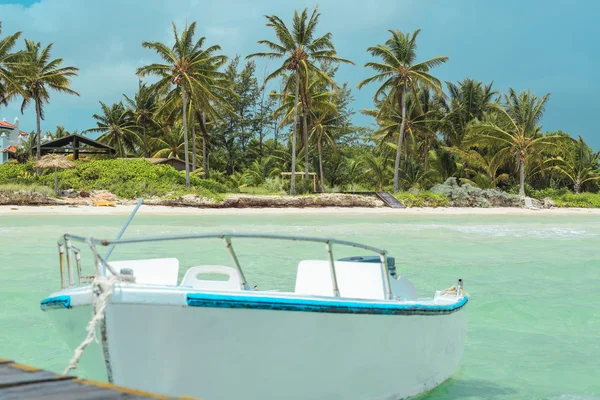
[0,358,197,399]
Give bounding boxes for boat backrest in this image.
[180,265,242,291]
[294,260,386,300]
[107,258,180,286]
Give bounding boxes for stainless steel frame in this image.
[57,232,394,299]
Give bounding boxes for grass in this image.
[0,183,56,197]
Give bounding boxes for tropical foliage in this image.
[1,11,599,204]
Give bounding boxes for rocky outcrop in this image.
[0,189,66,205]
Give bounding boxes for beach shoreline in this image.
[1,204,599,216]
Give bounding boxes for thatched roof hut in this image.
[34,155,76,194]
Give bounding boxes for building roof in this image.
[0,121,16,129]
[1,145,17,153]
[33,133,116,152]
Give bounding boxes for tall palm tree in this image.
[0,22,22,106]
[86,102,140,158]
[137,22,230,186]
[124,81,158,158]
[248,6,353,194]
[467,89,560,195]
[17,39,79,168]
[549,135,600,193]
[358,29,448,193]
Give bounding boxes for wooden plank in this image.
[0,360,200,399]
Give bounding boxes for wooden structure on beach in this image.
[33,134,116,160]
[0,357,198,399]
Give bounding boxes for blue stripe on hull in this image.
[40,295,71,311]
[186,293,468,316]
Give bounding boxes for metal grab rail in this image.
[57,232,394,299]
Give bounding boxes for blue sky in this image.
[0,0,598,147]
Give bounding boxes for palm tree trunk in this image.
[290,74,300,195]
[191,113,197,171]
[201,112,208,179]
[318,137,324,193]
[181,91,190,188]
[574,180,581,194]
[303,112,309,180]
[424,137,429,172]
[519,158,525,196]
[393,89,407,193]
[35,99,42,175]
[142,125,148,157]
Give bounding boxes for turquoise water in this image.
[1,213,599,399]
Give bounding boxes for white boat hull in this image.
[44,287,467,400]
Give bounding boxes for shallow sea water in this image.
[0,213,599,399]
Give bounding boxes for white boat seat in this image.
[107,258,180,286]
[295,260,386,300]
[180,266,242,291]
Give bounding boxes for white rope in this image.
[62,275,119,375]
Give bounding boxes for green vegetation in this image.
[0,183,55,197]
[0,159,225,200]
[394,191,449,208]
[1,9,600,208]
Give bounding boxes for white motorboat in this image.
[41,224,468,400]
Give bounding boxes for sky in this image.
[0,0,598,147]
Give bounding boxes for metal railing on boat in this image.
[57,232,394,300]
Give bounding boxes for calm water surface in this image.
[0,212,599,399]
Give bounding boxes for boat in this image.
[40,210,468,400]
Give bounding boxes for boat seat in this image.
[107,258,180,286]
[180,266,242,291]
[295,260,386,300]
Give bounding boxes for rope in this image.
[62,275,119,375]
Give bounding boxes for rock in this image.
[79,191,90,198]
[542,197,556,208]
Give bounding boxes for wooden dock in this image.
[0,358,197,399]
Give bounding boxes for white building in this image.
[0,117,28,163]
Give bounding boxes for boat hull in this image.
[45,288,467,400]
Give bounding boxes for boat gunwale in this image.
[41,286,468,316]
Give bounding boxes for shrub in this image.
[550,192,600,208]
[261,177,284,194]
[431,178,521,207]
[394,191,450,207]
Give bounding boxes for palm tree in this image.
[467,89,560,196]
[150,123,188,159]
[86,102,140,157]
[137,22,230,186]
[445,146,510,189]
[17,39,79,168]
[443,79,498,146]
[549,135,600,193]
[0,22,23,106]
[248,6,353,194]
[358,29,448,193]
[124,81,158,157]
[272,73,338,192]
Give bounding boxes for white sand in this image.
[1,205,599,216]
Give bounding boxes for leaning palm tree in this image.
[467,89,560,196]
[137,22,230,186]
[85,102,140,158]
[358,29,448,193]
[0,22,22,106]
[17,39,79,167]
[124,81,158,158]
[248,6,353,194]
